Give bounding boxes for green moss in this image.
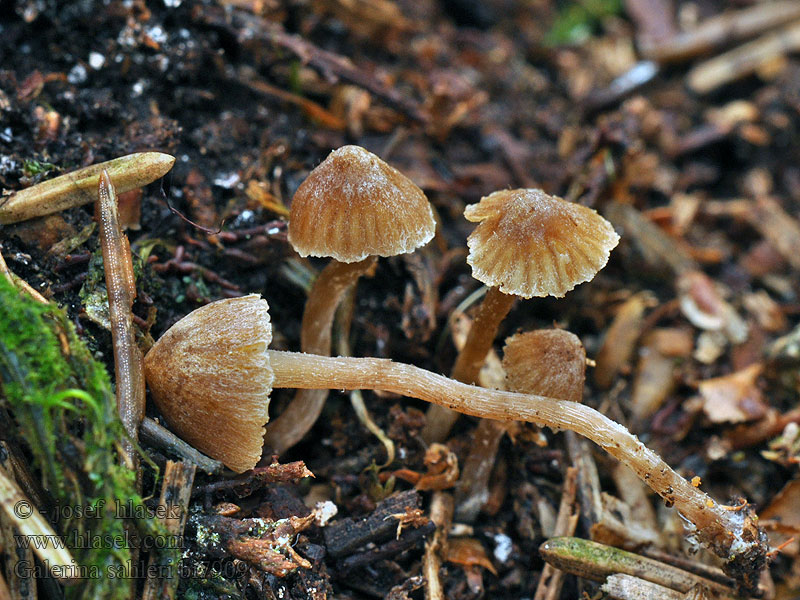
[545,0,623,46]
[0,275,163,599]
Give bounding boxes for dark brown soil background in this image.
[2,0,800,598]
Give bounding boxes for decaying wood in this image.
[139,417,224,475]
[142,460,196,600]
[324,490,422,558]
[340,520,435,571]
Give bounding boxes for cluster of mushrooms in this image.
[143,145,768,593]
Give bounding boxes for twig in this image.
[339,521,436,572]
[191,461,313,497]
[423,491,454,600]
[139,417,224,475]
[642,1,800,63]
[0,248,48,304]
[746,195,800,271]
[197,8,428,123]
[687,19,800,94]
[534,467,579,600]
[323,490,422,558]
[141,460,196,600]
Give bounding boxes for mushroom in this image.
[502,329,587,404]
[262,145,436,455]
[455,328,587,521]
[422,188,620,442]
[143,294,767,590]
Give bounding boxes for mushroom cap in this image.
[465,189,620,298]
[144,295,273,473]
[502,329,586,402]
[288,145,436,263]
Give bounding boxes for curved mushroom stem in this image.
[263,257,376,455]
[268,349,768,590]
[453,419,505,521]
[421,287,515,442]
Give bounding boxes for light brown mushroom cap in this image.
[144,295,273,473]
[288,145,436,263]
[465,189,620,298]
[502,329,586,403]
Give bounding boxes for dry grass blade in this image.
[98,170,145,466]
[601,574,695,600]
[0,467,79,582]
[0,152,175,224]
[423,491,453,600]
[539,537,736,597]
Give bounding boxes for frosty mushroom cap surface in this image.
[503,329,586,403]
[465,189,620,298]
[288,145,436,263]
[143,295,274,473]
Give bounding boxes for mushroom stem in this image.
[267,348,767,573]
[422,286,515,442]
[450,287,515,384]
[263,257,376,455]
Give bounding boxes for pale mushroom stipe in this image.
[144,295,767,592]
[262,145,436,455]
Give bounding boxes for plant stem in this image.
[268,349,766,572]
[421,286,514,442]
[263,257,375,454]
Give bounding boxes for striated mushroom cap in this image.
[144,295,273,473]
[465,189,620,298]
[288,145,436,263]
[503,329,586,402]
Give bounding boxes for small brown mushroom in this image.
[287,145,435,263]
[263,145,435,455]
[423,188,619,441]
[143,295,767,591]
[455,328,587,521]
[502,329,587,403]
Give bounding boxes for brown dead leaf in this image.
[760,478,800,551]
[445,537,497,575]
[594,292,657,389]
[415,443,459,491]
[698,363,767,424]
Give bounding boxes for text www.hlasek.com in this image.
[14,531,184,551]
